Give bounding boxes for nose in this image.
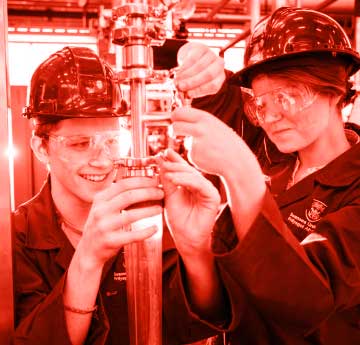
[88,145,114,168]
[262,110,283,124]
[260,99,284,124]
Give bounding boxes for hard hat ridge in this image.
[231,7,360,87]
[23,46,128,119]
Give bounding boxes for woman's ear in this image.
[30,136,49,165]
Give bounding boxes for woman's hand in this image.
[174,42,226,99]
[77,176,164,268]
[158,149,220,257]
[171,107,267,239]
[171,106,249,177]
[159,149,229,318]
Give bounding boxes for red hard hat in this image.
[231,7,360,87]
[23,46,128,118]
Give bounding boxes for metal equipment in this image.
[110,0,193,343]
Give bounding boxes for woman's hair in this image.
[249,55,356,109]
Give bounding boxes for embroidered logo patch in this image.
[305,199,328,223]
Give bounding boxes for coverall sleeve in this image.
[12,228,109,345]
[161,224,250,344]
[215,188,360,336]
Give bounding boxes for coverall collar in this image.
[24,176,65,250]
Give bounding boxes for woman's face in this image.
[251,75,334,153]
[44,117,130,205]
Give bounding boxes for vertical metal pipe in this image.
[130,79,146,157]
[117,8,163,345]
[124,213,163,345]
[123,81,163,344]
[0,1,15,343]
[124,72,163,345]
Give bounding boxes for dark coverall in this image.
[12,178,247,345]
[213,124,360,345]
[11,80,254,345]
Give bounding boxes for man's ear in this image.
[30,136,49,165]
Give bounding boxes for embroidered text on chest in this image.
[114,272,127,282]
[287,199,328,233]
[287,212,317,233]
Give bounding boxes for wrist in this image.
[65,242,104,314]
[221,142,266,194]
[74,240,105,273]
[220,163,266,240]
[175,234,213,259]
[180,246,215,270]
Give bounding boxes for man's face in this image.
[46,117,130,205]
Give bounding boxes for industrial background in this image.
[1,0,359,343]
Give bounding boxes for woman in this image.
[171,7,360,345]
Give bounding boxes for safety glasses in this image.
[47,130,132,162]
[241,86,318,126]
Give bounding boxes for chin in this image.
[273,141,302,154]
[77,192,96,204]
[270,133,309,154]
[76,182,107,203]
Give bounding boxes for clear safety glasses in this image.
[47,130,132,162]
[241,86,318,126]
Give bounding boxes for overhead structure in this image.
[6,0,355,27]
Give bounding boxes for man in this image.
[12,44,240,345]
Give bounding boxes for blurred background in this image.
[5,0,359,207]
